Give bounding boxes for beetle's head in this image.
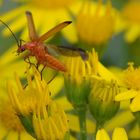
[17,45,26,55]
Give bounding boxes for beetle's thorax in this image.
[24,41,38,50]
[25,41,47,56]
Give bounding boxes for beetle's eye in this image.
[21,47,25,51]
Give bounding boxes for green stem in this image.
[77,107,87,140]
[95,121,104,134]
[64,131,70,140]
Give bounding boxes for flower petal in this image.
[105,110,134,131]
[130,93,140,112]
[0,124,7,139]
[98,62,120,82]
[20,131,35,140]
[6,131,18,140]
[55,96,73,111]
[115,90,138,101]
[96,129,110,140]
[112,127,128,140]
[124,25,140,43]
[48,75,64,96]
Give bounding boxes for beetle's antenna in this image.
[0,19,20,47]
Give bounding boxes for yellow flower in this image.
[64,49,99,108]
[63,49,100,139]
[0,54,68,140]
[6,66,96,138]
[115,63,140,112]
[89,79,120,126]
[1,0,81,43]
[7,67,69,139]
[121,0,140,43]
[96,127,128,140]
[63,48,132,137]
[76,0,116,45]
[123,62,140,90]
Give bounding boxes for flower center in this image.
[124,63,140,90]
[31,0,74,9]
[0,100,24,132]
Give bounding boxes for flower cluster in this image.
[7,68,69,140]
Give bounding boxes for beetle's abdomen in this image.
[44,53,66,72]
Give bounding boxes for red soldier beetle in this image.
[0,11,88,80]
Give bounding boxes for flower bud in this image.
[64,50,99,110]
[89,79,120,126]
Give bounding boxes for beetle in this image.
[17,11,70,73]
[0,11,88,78]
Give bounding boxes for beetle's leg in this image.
[24,53,31,62]
[47,72,58,84]
[24,57,32,68]
[24,53,36,73]
[40,65,46,80]
[24,53,37,66]
[35,62,40,71]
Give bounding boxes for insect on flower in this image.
[0,11,88,78]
